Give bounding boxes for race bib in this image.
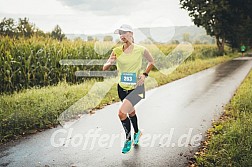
[120,72,137,85]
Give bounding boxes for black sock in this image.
[121,117,131,140]
[129,114,139,133]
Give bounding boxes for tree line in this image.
[180,0,252,54]
[0,17,66,41]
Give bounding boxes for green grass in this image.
[195,70,252,167]
[0,54,237,144]
[0,80,96,140]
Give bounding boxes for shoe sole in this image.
[122,149,131,154]
[122,142,133,154]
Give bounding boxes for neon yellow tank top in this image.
[113,44,145,90]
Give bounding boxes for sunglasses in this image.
[119,30,129,35]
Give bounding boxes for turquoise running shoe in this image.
[122,140,132,154]
[133,130,142,145]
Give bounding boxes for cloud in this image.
[0,0,74,15]
[0,0,193,34]
[57,0,138,15]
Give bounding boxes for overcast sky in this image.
[0,0,194,35]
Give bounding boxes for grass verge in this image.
[191,69,252,167]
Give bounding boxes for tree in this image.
[224,1,252,48]
[180,0,232,54]
[170,40,180,44]
[182,33,190,42]
[0,17,66,39]
[0,17,17,37]
[17,17,35,38]
[34,28,46,37]
[87,36,94,41]
[103,35,113,41]
[180,0,252,52]
[51,25,66,41]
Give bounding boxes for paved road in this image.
[0,57,251,167]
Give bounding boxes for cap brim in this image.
[114,28,133,34]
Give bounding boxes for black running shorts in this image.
[117,84,145,106]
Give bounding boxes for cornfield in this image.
[0,36,226,93]
[0,36,112,93]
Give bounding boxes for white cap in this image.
[114,24,133,34]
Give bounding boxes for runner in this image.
[240,44,246,56]
[103,24,154,154]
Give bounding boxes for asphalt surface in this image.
[0,57,252,167]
